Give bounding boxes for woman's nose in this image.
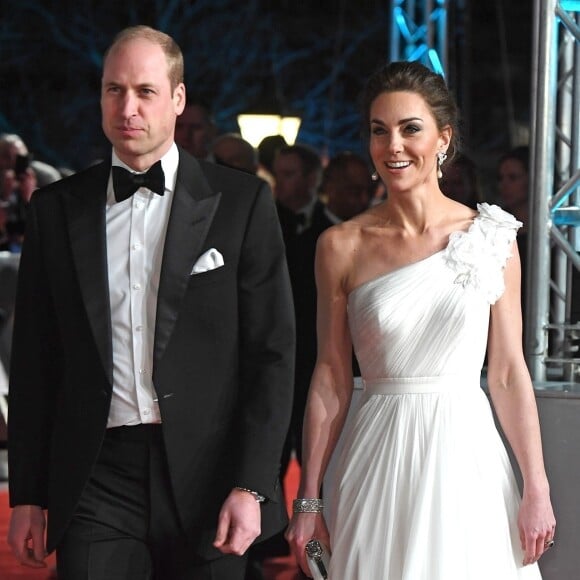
[387,134,403,154]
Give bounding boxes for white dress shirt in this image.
[105,144,179,428]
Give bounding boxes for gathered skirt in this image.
[327,376,542,580]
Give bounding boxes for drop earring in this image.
[436,151,448,179]
[371,171,379,181]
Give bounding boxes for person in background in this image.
[272,144,323,246]
[7,25,294,580]
[319,152,374,222]
[284,151,372,472]
[257,134,287,187]
[0,205,9,251]
[174,95,218,160]
[0,155,37,252]
[286,61,554,579]
[211,133,259,175]
[497,145,529,225]
[497,145,530,318]
[440,152,483,209]
[0,133,62,188]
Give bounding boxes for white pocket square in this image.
[191,248,224,274]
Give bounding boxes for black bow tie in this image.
[112,161,165,202]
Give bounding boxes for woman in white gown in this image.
[285,61,555,579]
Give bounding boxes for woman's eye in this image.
[405,125,420,133]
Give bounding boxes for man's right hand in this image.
[7,504,47,567]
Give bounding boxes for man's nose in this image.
[120,93,138,118]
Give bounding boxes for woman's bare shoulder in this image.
[315,221,364,283]
[318,219,363,248]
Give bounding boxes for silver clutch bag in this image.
[305,539,331,580]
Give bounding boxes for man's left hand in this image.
[213,488,261,555]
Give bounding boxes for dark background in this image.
[0,0,533,198]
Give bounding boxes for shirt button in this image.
[132,243,142,251]
[139,368,146,375]
[135,325,143,332]
[135,201,144,209]
[133,283,141,290]
[143,409,150,416]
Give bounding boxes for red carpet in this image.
[0,458,303,579]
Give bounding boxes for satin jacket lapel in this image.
[63,162,113,385]
[154,153,221,365]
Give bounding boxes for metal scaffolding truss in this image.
[389,0,448,74]
[527,0,580,383]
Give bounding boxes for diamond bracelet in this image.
[292,498,324,513]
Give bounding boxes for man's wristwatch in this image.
[235,486,266,503]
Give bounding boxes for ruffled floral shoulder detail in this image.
[443,203,522,304]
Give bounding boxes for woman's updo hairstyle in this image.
[361,60,460,161]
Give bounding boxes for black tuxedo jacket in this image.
[8,149,295,558]
[287,203,360,409]
[286,203,333,401]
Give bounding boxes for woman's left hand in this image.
[517,488,556,565]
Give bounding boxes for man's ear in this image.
[174,83,186,115]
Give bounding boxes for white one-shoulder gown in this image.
[328,204,542,579]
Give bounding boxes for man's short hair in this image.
[103,25,184,91]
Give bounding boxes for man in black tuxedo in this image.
[272,144,323,246]
[174,96,218,161]
[7,25,294,580]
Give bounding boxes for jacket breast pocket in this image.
[187,264,232,288]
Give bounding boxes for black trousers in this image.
[57,424,247,580]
